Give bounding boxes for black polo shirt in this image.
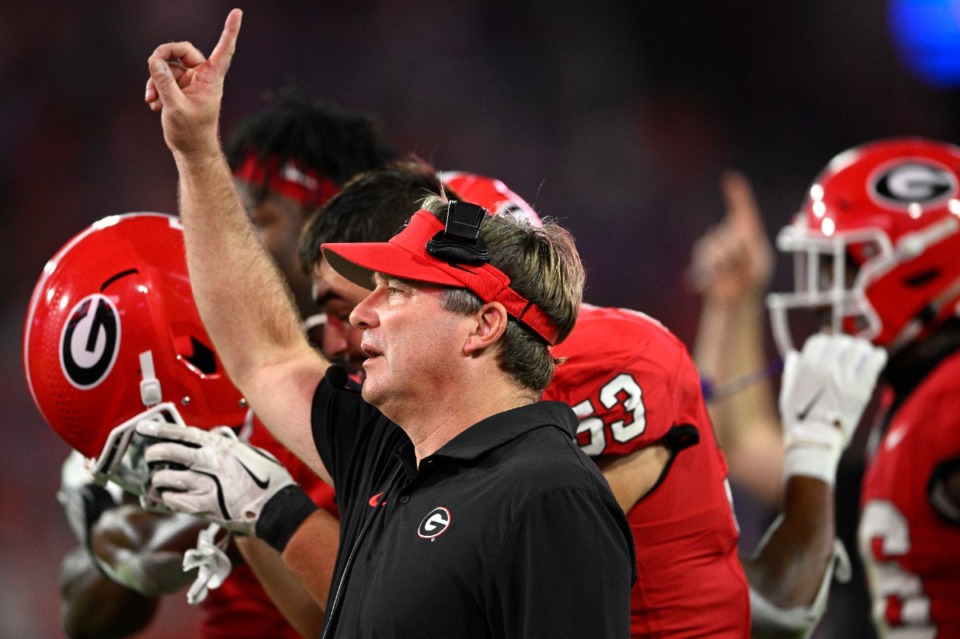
[311,376,635,639]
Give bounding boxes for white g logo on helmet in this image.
[871,160,957,208]
[60,294,121,389]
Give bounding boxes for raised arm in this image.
[691,171,782,505]
[144,9,329,480]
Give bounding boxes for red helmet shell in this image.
[768,137,960,353]
[23,213,247,458]
[440,171,543,227]
[803,138,960,245]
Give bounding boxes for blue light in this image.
[889,0,960,87]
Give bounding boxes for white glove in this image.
[779,333,887,484]
[136,421,296,536]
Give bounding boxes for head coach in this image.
[139,9,635,638]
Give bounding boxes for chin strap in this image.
[139,350,163,407]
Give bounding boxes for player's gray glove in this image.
[137,421,296,536]
[779,333,887,484]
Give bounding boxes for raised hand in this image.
[689,170,774,304]
[144,8,243,157]
[779,333,887,484]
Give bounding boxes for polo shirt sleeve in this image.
[310,377,405,510]
[484,487,634,638]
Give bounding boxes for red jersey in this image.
[199,416,337,639]
[858,350,960,638]
[544,304,750,638]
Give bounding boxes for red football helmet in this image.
[440,170,543,227]
[766,138,960,355]
[23,213,247,492]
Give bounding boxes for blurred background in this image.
[3,1,960,637]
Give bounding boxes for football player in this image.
[24,213,282,636]
[691,171,872,638]
[767,137,960,638]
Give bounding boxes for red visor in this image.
[321,209,559,344]
[233,150,340,209]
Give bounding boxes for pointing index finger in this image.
[208,8,243,76]
[721,170,764,236]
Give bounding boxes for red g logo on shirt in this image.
[418,507,451,540]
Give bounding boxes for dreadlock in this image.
[224,84,399,194]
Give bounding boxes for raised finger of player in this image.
[721,170,763,237]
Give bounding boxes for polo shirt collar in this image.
[397,401,576,469]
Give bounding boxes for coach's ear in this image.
[463,302,508,356]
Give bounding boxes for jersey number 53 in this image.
[572,373,646,457]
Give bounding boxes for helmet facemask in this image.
[768,209,960,357]
[91,349,237,497]
[767,223,890,356]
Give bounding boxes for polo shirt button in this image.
[399,495,410,504]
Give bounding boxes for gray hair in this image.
[420,195,584,392]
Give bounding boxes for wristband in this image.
[783,420,845,485]
[256,485,319,552]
